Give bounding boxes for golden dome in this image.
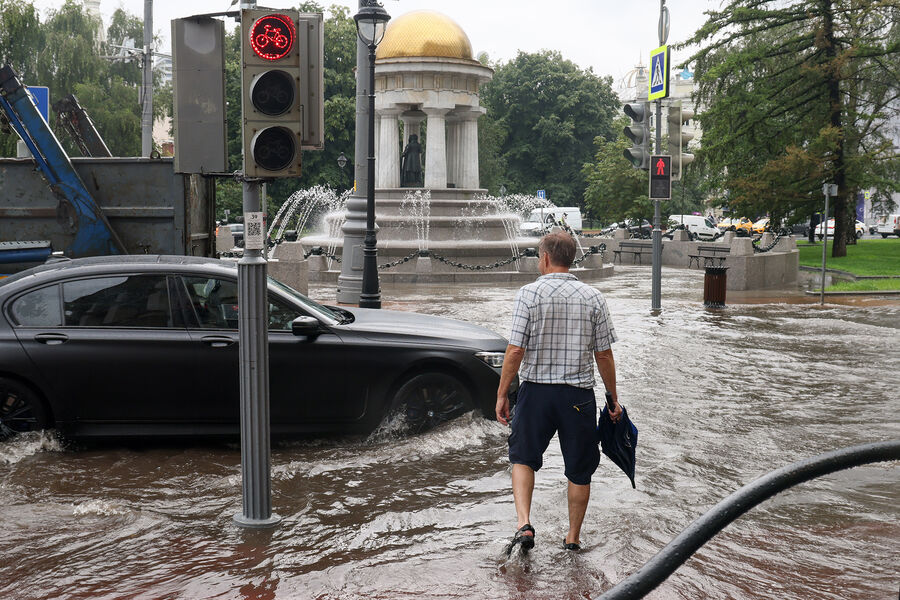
[377,11,473,61]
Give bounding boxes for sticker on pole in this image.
[244,212,266,250]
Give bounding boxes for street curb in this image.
[804,290,900,296]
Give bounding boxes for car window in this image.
[180,276,304,331]
[181,276,240,329]
[63,275,174,328]
[9,285,62,327]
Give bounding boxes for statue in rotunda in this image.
[400,134,423,187]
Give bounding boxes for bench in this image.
[688,244,730,268]
[613,240,654,264]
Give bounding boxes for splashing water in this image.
[267,186,348,258]
[400,190,431,251]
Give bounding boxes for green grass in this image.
[827,279,900,292]
[798,238,900,276]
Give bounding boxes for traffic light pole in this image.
[234,0,279,529]
[234,179,280,529]
[651,101,663,312]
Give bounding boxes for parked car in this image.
[716,217,753,235]
[0,256,515,440]
[214,223,244,248]
[789,220,811,237]
[520,207,583,235]
[875,214,900,238]
[622,219,652,239]
[751,217,771,235]
[667,215,719,240]
[815,219,865,239]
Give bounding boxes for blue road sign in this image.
[26,86,49,123]
[537,189,546,199]
[649,46,669,101]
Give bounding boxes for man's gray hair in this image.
[539,232,576,267]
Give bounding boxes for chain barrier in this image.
[303,246,341,263]
[300,244,607,271]
[429,249,534,271]
[573,244,606,266]
[752,231,786,253]
[377,250,420,270]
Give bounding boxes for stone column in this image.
[446,115,460,188]
[376,109,400,188]
[401,112,425,150]
[458,111,482,189]
[423,107,449,189]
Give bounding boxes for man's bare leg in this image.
[512,463,535,536]
[566,481,590,545]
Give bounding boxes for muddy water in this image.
[1,266,898,600]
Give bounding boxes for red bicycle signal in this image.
[249,14,294,61]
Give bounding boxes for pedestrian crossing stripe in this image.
[648,45,669,101]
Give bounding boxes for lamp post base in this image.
[233,512,282,528]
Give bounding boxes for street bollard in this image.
[703,265,727,307]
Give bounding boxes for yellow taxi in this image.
[751,217,770,234]
[717,217,753,234]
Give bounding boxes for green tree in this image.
[684,0,900,256]
[582,119,649,225]
[479,50,619,206]
[0,0,43,156]
[0,1,169,158]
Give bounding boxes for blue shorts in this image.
[508,381,601,485]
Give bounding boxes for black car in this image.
[0,256,514,440]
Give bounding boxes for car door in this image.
[11,274,199,427]
[176,275,356,428]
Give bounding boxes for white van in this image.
[667,214,719,240]
[875,214,900,238]
[520,207,583,236]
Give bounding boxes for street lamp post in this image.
[337,151,349,193]
[354,2,390,309]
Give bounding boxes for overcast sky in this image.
[31,0,716,95]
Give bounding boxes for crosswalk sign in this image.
[648,45,670,101]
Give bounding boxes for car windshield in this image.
[268,277,340,324]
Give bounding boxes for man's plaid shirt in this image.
[508,273,617,389]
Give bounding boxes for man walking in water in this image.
[495,232,621,554]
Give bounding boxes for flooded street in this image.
[1,266,898,599]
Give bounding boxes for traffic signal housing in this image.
[241,9,302,178]
[667,100,694,181]
[623,102,651,170]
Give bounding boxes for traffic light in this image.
[667,100,694,181]
[241,9,302,178]
[623,102,651,170]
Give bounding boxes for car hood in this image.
[332,307,508,350]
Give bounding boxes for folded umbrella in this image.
[597,392,638,488]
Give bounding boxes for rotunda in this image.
[373,11,493,190]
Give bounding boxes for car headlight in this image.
[475,351,505,368]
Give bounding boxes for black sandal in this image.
[562,538,581,551]
[505,524,536,556]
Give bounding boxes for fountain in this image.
[287,187,612,283]
[271,10,614,287]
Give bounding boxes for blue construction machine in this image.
[0,64,215,276]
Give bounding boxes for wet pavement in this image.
[1,266,898,599]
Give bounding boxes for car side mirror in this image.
[291,316,321,338]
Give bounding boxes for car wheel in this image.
[388,372,473,434]
[882,233,888,238]
[0,378,50,441]
[855,230,863,239]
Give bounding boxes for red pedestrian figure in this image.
[656,157,666,176]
